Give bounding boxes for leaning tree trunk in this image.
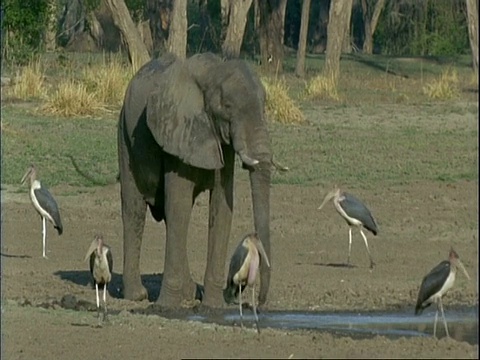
[323,0,354,86]
[361,0,385,54]
[295,0,312,77]
[221,0,253,58]
[257,0,288,73]
[104,0,150,69]
[167,0,187,59]
[466,0,478,79]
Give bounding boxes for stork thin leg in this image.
[433,308,439,337]
[439,299,449,337]
[239,286,244,330]
[42,217,47,259]
[103,283,108,322]
[347,228,353,265]
[252,286,260,334]
[95,283,101,318]
[359,229,375,269]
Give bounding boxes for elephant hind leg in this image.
[120,173,149,301]
[119,136,148,301]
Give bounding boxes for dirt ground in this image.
[2,165,478,359]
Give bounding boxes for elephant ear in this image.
[146,62,224,170]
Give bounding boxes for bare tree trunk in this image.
[59,0,86,48]
[323,0,354,85]
[87,10,105,48]
[310,0,330,54]
[167,0,187,59]
[361,0,385,54]
[104,0,150,68]
[341,12,351,54]
[137,19,153,55]
[221,0,253,58]
[257,0,288,73]
[221,0,230,32]
[45,0,58,52]
[146,0,171,54]
[295,0,312,77]
[466,0,478,78]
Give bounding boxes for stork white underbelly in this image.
[428,270,456,304]
[30,184,55,224]
[93,251,112,284]
[234,247,259,287]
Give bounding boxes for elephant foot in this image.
[202,283,226,309]
[123,281,148,301]
[156,278,197,308]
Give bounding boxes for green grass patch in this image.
[1,106,118,188]
[269,106,477,187]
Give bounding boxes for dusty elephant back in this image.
[121,54,178,134]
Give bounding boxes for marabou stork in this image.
[415,247,470,338]
[85,235,113,322]
[318,186,378,269]
[21,164,63,258]
[224,233,270,333]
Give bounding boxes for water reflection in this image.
[188,307,478,344]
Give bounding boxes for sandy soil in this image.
[1,169,478,359]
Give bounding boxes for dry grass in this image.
[261,77,305,124]
[10,60,47,100]
[82,54,133,106]
[41,79,104,117]
[305,74,340,101]
[423,68,460,100]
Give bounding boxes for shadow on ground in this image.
[1,252,32,259]
[54,270,204,302]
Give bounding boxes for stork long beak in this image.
[457,259,471,281]
[252,234,270,268]
[84,239,98,262]
[20,168,32,185]
[317,189,336,210]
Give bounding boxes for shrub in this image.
[261,77,305,124]
[82,55,133,106]
[423,68,460,100]
[10,60,47,100]
[41,79,103,117]
[305,74,340,101]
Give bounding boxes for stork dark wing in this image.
[415,260,450,315]
[341,193,378,235]
[89,252,96,284]
[33,186,63,235]
[224,242,248,304]
[106,247,113,276]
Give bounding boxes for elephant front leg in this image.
[203,149,234,308]
[158,170,196,307]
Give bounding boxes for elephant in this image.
[117,52,272,309]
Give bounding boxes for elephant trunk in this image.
[244,125,272,306]
[249,164,271,306]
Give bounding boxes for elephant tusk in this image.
[239,152,259,167]
[271,157,289,172]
